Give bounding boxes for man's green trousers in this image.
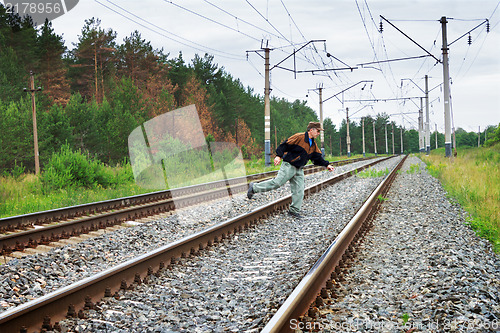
[252,161,304,214]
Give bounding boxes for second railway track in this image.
[0,157,371,259]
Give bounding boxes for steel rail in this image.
[0,158,370,254]
[0,166,296,231]
[261,155,407,333]
[0,158,368,233]
[0,156,389,333]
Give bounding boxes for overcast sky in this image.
[38,0,500,132]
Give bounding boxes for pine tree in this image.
[38,103,74,164]
[0,5,34,102]
[0,98,34,170]
[117,30,162,84]
[183,74,222,141]
[117,30,176,118]
[167,52,190,105]
[36,19,70,105]
[6,12,38,70]
[70,18,116,102]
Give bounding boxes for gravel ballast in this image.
[56,157,402,332]
[305,155,500,332]
[0,158,388,314]
[3,155,498,333]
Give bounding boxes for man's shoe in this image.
[247,182,254,199]
[288,211,303,218]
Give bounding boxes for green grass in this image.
[401,313,410,325]
[356,167,390,178]
[377,195,388,202]
[0,172,150,218]
[406,163,423,174]
[421,145,500,253]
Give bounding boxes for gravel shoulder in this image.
[312,155,500,333]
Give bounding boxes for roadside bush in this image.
[484,123,500,147]
[1,161,26,180]
[41,144,130,190]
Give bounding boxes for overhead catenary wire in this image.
[458,28,491,79]
[244,0,292,45]
[86,0,498,131]
[355,0,399,108]
[364,0,401,97]
[242,0,358,106]
[164,0,325,97]
[278,0,336,79]
[98,0,323,100]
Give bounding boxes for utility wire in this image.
[202,0,283,42]
[458,27,491,79]
[355,0,397,107]
[244,0,291,45]
[102,0,318,99]
[365,0,399,94]
[162,0,335,97]
[280,0,306,41]
[96,0,245,60]
[163,0,261,43]
[247,0,331,74]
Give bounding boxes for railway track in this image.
[262,155,407,332]
[0,156,393,332]
[0,157,370,260]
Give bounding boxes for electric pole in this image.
[248,40,331,166]
[435,124,438,149]
[373,120,377,156]
[382,15,489,157]
[478,126,480,147]
[441,16,452,157]
[235,118,238,145]
[425,75,430,154]
[362,117,366,157]
[275,126,277,150]
[319,86,324,156]
[453,127,457,155]
[400,127,404,154]
[385,124,388,155]
[264,47,271,166]
[391,124,395,155]
[309,86,325,156]
[24,71,42,176]
[419,97,425,153]
[346,107,351,157]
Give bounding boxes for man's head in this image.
[307,122,323,138]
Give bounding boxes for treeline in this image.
[0,5,497,175]
[0,7,323,173]
[332,118,497,156]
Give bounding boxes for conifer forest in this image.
[0,6,496,174]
